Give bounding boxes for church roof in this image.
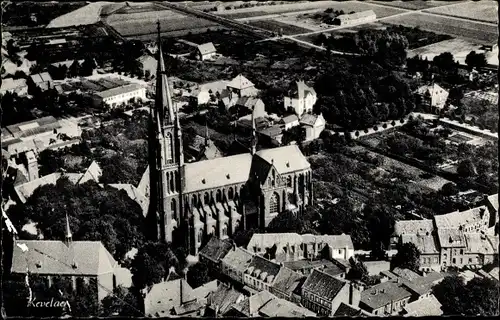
[227,74,254,90]
[256,145,310,174]
[184,153,253,193]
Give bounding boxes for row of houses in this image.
[393,195,499,272]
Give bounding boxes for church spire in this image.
[156,20,175,124]
[65,213,72,246]
[251,108,256,155]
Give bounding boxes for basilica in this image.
[144,23,314,255]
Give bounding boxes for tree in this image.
[390,242,420,272]
[457,158,477,178]
[440,182,459,197]
[465,51,487,69]
[80,57,96,76]
[68,59,81,78]
[186,261,213,288]
[433,52,457,73]
[347,260,368,281]
[100,286,142,317]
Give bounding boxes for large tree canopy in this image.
[390,242,421,272]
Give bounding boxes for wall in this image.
[101,88,147,107]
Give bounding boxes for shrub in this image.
[400,119,405,124]
[364,129,369,133]
[391,121,396,126]
[382,124,387,129]
[373,126,378,131]
[355,131,360,137]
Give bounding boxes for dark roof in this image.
[199,237,233,263]
[323,264,345,277]
[272,267,305,296]
[283,259,334,271]
[247,255,281,278]
[392,268,422,282]
[334,303,367,317]
[302,269,347,301]
[360,280,413,310]
[208,284,243,315]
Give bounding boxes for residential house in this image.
[196,42,217,61]
[485,194,498,230]
[186,134,222,163]
[283,81,317,116]
[192,80,228,105]
[402,294,443,317]
[364,261,391,276]
[280,114,300,131]
[0,78,28,96]
[233,97,266,118]
[29,72,53,91]
[258,125,284,145]
[270,266,305,303]
[171,280,218,316]
[434,206,491,233]
[300,269,350,316]
[11,217,131,302]
[247,233,355,262]
[283,259,343,277]
[92,83,146,107]
[359,280,412,316]
[198,237,234,273]
[226,74,258,98]
[335,10,376,26]
[243,255,282,292]
[223,290,276,317]
[334,302,371,316]
[416,83,449,109]
[400,232,441,272]
[257,296,316,317]
[221,246,254,284]
[205,283,245,316]
[300,113,326,141]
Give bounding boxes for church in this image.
[144,22,314,255]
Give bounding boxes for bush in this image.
[382,123,387,129]
[391,121,396,126]
[364,129,369,133]
[373,126,378,131]
[355,131,360,137]
[400,119,405,124]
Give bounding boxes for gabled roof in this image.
[14,172,62,203]
[30,72,53,84]
[11,240,117,275]
[364,261,391,276]
[394,219,434,237]
[486,194,498,212]
[303,234,354,249]
[256,145,310,174]
[235,96,262,109]
[300,113,324,127]
[337,10,376,21]
[1,78,27,92]
[208,284,245,315]
[197,42,216,55]
[232,290,276,316]
[199,237,233,263]
[227,74,254,90]
[434,206,488,229]
[437,229,466,248]
[281,114,299,124]
[403,294,443,316]
[221,247,254,272]
[106,184,149,217]
[302,269,347,301]
[401,233,439,254]
[144,278,193,317]
[272,267,305,296]
[464,233,497,254]
[246,255,281,280]
[334,303,370,317]
[184,153,253,193]
[258,125,282,138]
[258,297,316,317]
[288,80,316,100]
[94,83,145,99]
[392,268,422,282]
[361,280,412,310]
[78,161,102,184]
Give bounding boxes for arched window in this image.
[460,249,464,255]
[222,223,228,236]
[268,177,272,187]
[228,187,234,200]
[170,173,174,192]
[272,170,275,187]
[171,199,177,220]
[270,193,279,214]
[166,133,173,161]
[216,189,222,202]
[204,192,210,205]
[210,226,216,235]
[287,176,292,187]
[192,195,197,207]
[175,171,179,191]
[198,228,203,243]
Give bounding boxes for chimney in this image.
[349,282,363,307]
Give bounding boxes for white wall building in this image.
[300,113,326,141]
[93,83,147,107]
[335,10,376,26]
[284,81,317,116]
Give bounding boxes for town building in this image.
[185,125,223,163]
[2,116,81,158]
[243,255,282,292]
[233,97,266,118]
[283,259,349,278]
[92,83,147,107]
[247,233,354,262]
[300,113,326,141]
[205,283,245,316]
[0,78,28,96]
[300,269,350,316]
[283,80,317,116]
[402,294,443,317]
[221,246,254,284]
[196,42,217,61]
[226,74,258,98]
[10,216,131,302]
[280,114,300,131]
[359,280,412,316]
[29,72,54,91]
[257,296,316,317]
[416,83,449,109]
[198,237,234,273]
[143,24,314,256]
[269,266,305,303]
[334,10,377,26]
[334,302,371,316]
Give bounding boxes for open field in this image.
[382,13,498,44]
[369,0,463,10]
[217,1,406,19]
[247,19,312,35]
[113,3,168,15]
[408,38,496,65]
[424,0,498,24]
[223,11,269,19]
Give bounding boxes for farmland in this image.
[424,0,498,24]
[247,19,312,35]
[223,11,270,19]
[370,0,462,10]
[113,3,168,15]
[408,38,486,64]
[382,12,498,44]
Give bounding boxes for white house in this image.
[335,10,376,26]
[284,81,317,116]
[192,80,229,105]
[416,83,449,109]
[1,78,28,96]
[227,74,258,97]
[93,83,147,107]
[300,113,326,141]
[280,114,300,131]
[196,42,217,61]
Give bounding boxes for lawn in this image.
[424,0,498,24]
[222,11,270,19]
[407,38,486,65]
[372,0,461,10]
[113,3,168,15]
[382,12,498,44]
[247,19,312,35]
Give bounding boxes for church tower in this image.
[147,21,185,243]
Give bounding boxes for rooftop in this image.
[361,280,412,310]
[1,78,27,92]
[393,219,434,237]
[11,240,117,275]
[246,255,281,281]
[231,290,276,316]
[94,83,145,99]
[434,206,489,229]
[258,297,315,317]
[197,42,216,55]
[281,114,299,124]
[464,233,497,254]
[227,74,254,90]
[334,303,369,317]
[4,116,61,140]
[403,294,443,316]
[302,269,347,301]
[272,267,305,296]
[198,237,234,263]
[222,247,254,272]
[30,72,53,84]
[487,194,498,212]
[437,229,467,248]
[300,113,324,127]
[288,80,316,99]
[255,145,310,174]
[364,261,391,276]
[207,284,244,315]
[337,10,376,21]
[401,233,440,254]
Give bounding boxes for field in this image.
[371,0,462,10]
[106,10,219,38]
[382,12,498,44]
[247,19,312,35]
[424,0,498,24]
[223,11,269,19]
[113,3,168,15]
[408,38,486,65]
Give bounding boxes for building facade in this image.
[301,269,350,316]
[94,83,147,107]
[283,81,317,116]
[145,23,314,255]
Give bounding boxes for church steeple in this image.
[155,20,175,125]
